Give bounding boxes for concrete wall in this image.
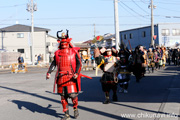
[0,52,20,66]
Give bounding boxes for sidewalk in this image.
[158,66,180,120]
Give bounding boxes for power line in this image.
[0,15,152,22]
[120,1,150,20]
[131,0,150,14]
[154,1,180,5]
[119,3,141,18]
[34,16,114,20]
[2,13,180,23]
[0,23,151,26]
[33,23,150,26]
[157,6,180,13]
[121,0,180,4]
[140,0,149,4]
[0,4,26,8]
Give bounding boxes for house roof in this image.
[103,34,115,40]
[0,24,50,32]
[74,43,90,48]
[47,34,57,39]
[83,40,92,44]
[120,24,158,33]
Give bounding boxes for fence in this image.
[0,52,20,66]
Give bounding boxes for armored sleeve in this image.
[47,56,56,74]
[75,53,81,73]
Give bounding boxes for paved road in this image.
[0,66,180,120]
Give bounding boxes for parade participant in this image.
[139,46,147,77]
[167,48,172,65]
[132,46,145,83]
[158,47,163,69]
[153,49,159,70]
[172,49,176,65]
[161,46,167,69]
[115,44,133,93]
[46,30,91,120]
[174,48,180,66]
[177,48,180,66]
[95,47,118,104]
[147,48,155,73]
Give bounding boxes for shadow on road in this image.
[10,100,62,118]
[0,86,131,120]
[1,65,180,120]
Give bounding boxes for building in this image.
[0,24,57,64]
[120,23,180,49]
[74,42,91,60]
[95,33,116,48]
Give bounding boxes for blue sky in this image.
[0,0,180,42]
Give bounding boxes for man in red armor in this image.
[46,30,81,120]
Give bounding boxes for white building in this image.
[92,33,116,48]
[0,24,57,64]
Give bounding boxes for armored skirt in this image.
[100,72,117,92]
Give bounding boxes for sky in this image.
[0,0,180,42]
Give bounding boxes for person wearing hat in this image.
[94,47,119,104]
[115,44,133,93]
[46,30,92,120]
[132,46,145,82]
[147,48,155,73]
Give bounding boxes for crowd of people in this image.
[94,44,180,104]
[45,29,180,120]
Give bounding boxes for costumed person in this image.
[139,46,147,77]
[147,48,155,73]
[46,30,91,120]
[115,44,133,93]
[167,48,172,65]
[94,47,119,104]
[132,46,145,83]
[153,49,159,70]
[161,46,167,69]
[157,46,163,69]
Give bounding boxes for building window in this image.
[124,34,127,40]
[130,33,133,39]
[18,49,24,53]
[172,29,180,36]
[17,33,24,38]
[106,41,112,47]
[161,29,170,36]
[52,43,57,47]
[121,34,123,40]
[142,31,146,37]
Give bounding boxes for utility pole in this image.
[26,0,37,65]
[1,31,4,50]
[114,0,120,50]
[94,24,96,38]
[149,0,156,48]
